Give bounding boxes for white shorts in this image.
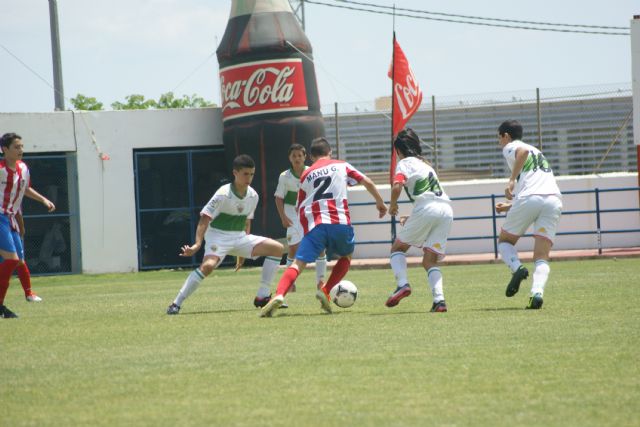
[502,194,563,242]
[286,222,304,246]
[397,200,453,260]
[204,229,267,262]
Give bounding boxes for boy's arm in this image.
[388,182,403,216]
[25,187,55,212]
[16,211,25,239]
[179,214,210,257]
[495,202,512,213]
[275,197,292,228]
[506,148,528,200]
[360,176,387,218]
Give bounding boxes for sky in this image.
[0,0,636,113]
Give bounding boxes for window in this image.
[134,148,229,270]
[22,153,79,274]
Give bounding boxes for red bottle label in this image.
[219,58,308,121]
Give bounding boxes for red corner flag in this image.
[388,36,423,183]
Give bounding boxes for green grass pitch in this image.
[2,258,638,426]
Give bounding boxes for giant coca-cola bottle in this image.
[216,0,325,238]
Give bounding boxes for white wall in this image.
[1,109,222,273]
[348,173,640,259]
[1,110,637,272]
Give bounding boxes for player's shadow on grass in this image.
[368,311,426,316]
[269,311,336,318]
[472,307,525,312]
[174,308,254,316]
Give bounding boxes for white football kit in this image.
[393,157,453,259]
[274,167,308,245]
[200,183,266,261]
[501,141,563,241]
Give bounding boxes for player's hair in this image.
[498,120,523,140]
[0,132,22,150]
[310,137,331,158]
[232,154,255,171]
[288,143,306,156]
[394,128,430,164]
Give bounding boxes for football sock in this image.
[390,251,408,287]
[531,259,550,296]
[16,263,32,295]
[257,256,281,298]
[315,256,327,284]
[427,267,444,303]
[286,257,294,267]
[324,257,351,292]
[174,268,205,306]
[498,242,522,273]
[276,266,300,296]
[0,259,20,304]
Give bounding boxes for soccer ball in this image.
[329,280,358,308]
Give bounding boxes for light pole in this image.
[49,0,65,110]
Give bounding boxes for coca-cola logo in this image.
[219,59,308,121]
[394,68,421,120]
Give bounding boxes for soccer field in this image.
[2,259,638,426]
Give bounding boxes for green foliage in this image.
[111,94,157,110]
[69,93,103,111]
[111,92,214,110]
[156,92,213,109]
[2,259,638,426]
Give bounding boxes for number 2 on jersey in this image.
[313,176,333,201]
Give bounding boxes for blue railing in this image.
[350,186,640,258]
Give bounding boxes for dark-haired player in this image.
[260,137,387,317]
[385,128,453,313]
[166,154,284,315]
[495,120,562,309]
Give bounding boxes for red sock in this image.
[323,257,351,292]
[0,259,20,304]
[276,266,301,297]
[16,263,31,295]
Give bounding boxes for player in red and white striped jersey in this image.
[296,151,365,234]
[260,137,387,317]
[0,133,56,319]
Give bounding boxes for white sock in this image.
[390,251,408,287]
[174,268,205,306]
[315,256,327,283]
[498,242,522,273]
[427,267,444,303]
[531,259,550,296]
[286,257,294,267]
[257,256,281,298]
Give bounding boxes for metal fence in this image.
[322,83,635,180]
[350,186,640,257]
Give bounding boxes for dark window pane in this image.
[191,149,229,207]
[139,210,194,268]
[137,153,189,209]
[23,217,71,274]
[22,156,70,215]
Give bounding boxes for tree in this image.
[69,93,103,110]
[156,92,214,109]
[111,94,157,110]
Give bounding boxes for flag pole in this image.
[390,5,397,242]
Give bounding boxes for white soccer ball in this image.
[329,280,358,308]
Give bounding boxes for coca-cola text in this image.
[219,59,309,121]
